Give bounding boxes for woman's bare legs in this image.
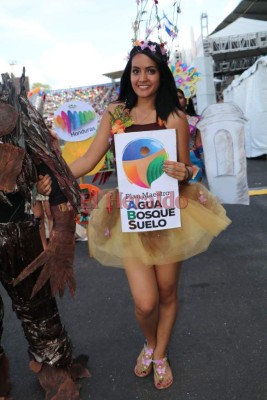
[125,263,159,350]
[152,262,182,389]
[154,262,182,359]
[125,262,158,377]
[124,260,182,386]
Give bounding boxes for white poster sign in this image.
[53,100,98,142]
[114,129,181,232]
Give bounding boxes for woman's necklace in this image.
[133,108,155,124]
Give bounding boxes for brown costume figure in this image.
[0,71,90,400]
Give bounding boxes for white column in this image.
[194,56,216,114]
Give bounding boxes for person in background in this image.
[53,40,230,391]
[177,88,204,182]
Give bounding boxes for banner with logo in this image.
[53,100,98,142]
[114,129,181,232]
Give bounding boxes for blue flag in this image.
[162,14,174,37]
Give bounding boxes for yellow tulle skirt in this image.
[87,183,231,269]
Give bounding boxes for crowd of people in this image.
[43,84,119,123]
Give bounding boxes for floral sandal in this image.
[134,344,154,378]
[153,357,173,390]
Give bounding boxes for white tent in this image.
[223,56,267,157]
[210,17,267,38]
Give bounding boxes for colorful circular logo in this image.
[122,138,168,188]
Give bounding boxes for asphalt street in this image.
[1,157,267,400]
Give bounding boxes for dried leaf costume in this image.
[0,71,89,400]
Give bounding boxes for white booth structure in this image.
[223,56,267,158]
[197,103,249,205]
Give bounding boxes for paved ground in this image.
[1,157,267,400]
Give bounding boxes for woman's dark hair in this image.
[117,41,182,121]
[176,88,197,116]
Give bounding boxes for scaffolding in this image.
[213,56,260,74]
[201,13,210,57]
[207,30,267,76]
[209,31,267,55]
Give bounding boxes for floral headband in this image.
[129,39,169,64]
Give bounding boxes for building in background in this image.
[193,0,267,111]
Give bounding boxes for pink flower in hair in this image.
[160,43,167,55]
[149,44,156,53]
[140,40,149,50]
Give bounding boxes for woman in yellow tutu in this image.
[69,40,231,390]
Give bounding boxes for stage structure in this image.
[208,18,267,78]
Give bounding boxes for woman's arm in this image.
[70,106,114,179]
[163,110,192,181]
[194,128,202,149]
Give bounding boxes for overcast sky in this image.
[0,0,239,89]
